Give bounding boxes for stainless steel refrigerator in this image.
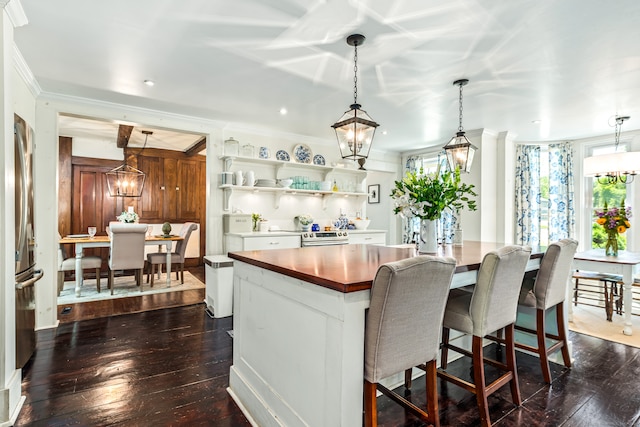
[14,114,43,369]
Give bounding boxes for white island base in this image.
[228,261,370,426]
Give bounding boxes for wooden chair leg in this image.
[180,263,184,284]
[505,324,522,405]
[472,336,491,427]
[363,380,378,427]
[109,270,115,295]
[404,368,413,390]
[96,268,101,293]
[425,359,440,427]
[536,308,552,384]
[57,271,65,296]
[150,264,155,287]
[556,302,571,368]
[441,327,450,369]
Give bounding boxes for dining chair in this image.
[146,222,197,286]
[57,233,103,294]
[108,223,148,294]
[513,238,578,383]
[438,245,531,427]
[364,255,457,427]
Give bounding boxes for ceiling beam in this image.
[184,136,207,156]
[117,125,134,148]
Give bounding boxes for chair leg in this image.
[536,308,552,384]
[150,264,155,287]
[96,268,101,293]
[363,380,378,427]
[57,271,65,296]
[404,368,413,390]
[440,327,450,369]
[556,302,572,368]
[109,270,115,295]
[180,263,184,284]
[505,324,522,405]
[472,336,491,427]
[425,359,440,427]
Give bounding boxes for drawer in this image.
[348,233,386,245]
[243,235,301,251]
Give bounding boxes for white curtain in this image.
[515,145,541,246]
[548,142,575,241]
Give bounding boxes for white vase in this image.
[419,219,438,254]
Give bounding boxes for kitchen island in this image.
[227,243,542,427]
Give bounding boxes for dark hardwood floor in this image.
[16,272,640,425]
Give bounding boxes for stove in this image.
[300,230,349,247]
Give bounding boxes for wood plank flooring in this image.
[15,269,640,426]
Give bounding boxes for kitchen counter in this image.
[224,228,386,237]
[226,242,543,427]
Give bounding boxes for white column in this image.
[497,131,517,244]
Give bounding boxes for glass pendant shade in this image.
[332,103,378,162]
[444,131,477,173]
[106,164,145,197]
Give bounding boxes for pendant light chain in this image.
[458,82,464,132]
[614,117,622,152]
[353,43,359,105]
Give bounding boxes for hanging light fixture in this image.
[443,79,478,173]
[584,116,640,184]
[105,130,150,197]
[332,34,379,170]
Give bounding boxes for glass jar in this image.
[224,137,239,156]
[241,142,255,158]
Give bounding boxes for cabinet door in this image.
[176,158,201,220]
[162,158,178,220]
[348,232,386,245]
[138,155,164,220]
[243,236,301,250]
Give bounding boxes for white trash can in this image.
[204,255,234,318]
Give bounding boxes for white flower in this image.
[117,211,139,223]
[296,213,313,225]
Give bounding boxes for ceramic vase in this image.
[419,219,438,254]
[605,231,619,256]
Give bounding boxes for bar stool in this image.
[438,245,531,427]
[514,238,578,383]
[364,255,457,427]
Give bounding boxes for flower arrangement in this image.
[391,167,477,220]
[117,210,139,223]
[296,213,313,225]
[594,200,631,256]
[252,213,263,231]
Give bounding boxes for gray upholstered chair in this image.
[57,234,102,294]
[439,245,531,427]
[364,255,457,427]
[146,222,197,286]
[108,223,147,294]
[514,238,578,383]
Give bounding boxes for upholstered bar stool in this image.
[108,223,147,294]
[438,245,531,427]
[513,238,578,383]
[364,255,457,427]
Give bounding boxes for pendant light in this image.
[584,116,640,184]
[443,79,478,173]
[332,34,379,170]
[105,130,150,197]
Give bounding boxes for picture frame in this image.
[368,184,380,204]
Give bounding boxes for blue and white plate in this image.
[275,150,290,161]
[259,146,270,159]
[293,144,312,164]
[313,154,326,166]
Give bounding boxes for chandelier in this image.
[443,79,478,173]
[105,130,150,197]
[331,34,379,170]
[584,116,640,184]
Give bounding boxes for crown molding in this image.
[13,44,41,98]
[5,0,28,27]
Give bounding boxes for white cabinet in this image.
[219,156,368,210]
[225,233,301,253]
[348,231,386,245]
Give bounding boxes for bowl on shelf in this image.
[353,219,370,230]
[278,179,293,188]
[319,180,332,191]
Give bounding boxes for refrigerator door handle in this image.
[16,269,44,290]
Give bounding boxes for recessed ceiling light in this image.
[382,130,388,135]
[531,119,542,124]
[279,107,287,115]
[143,80,155,87]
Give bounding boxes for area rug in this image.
[58,271,204,305]
[569,303,640,349]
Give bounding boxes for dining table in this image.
[59,234,184,297]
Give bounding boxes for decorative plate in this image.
[293,144,312,164]
[313,154,326,166]
[275,150,290,161]
[259,146,270,159]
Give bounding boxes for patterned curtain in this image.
[515,145,541,246]
[548,142,575,241]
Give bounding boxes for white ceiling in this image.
[13,0,640,153]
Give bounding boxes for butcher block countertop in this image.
[227,241,542,293]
